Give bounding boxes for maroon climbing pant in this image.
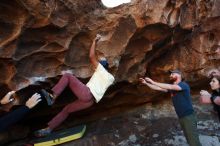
[48,73,94,129]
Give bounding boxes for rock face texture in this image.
[0,0,219,90]
[0,0,220,134]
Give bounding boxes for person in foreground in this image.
[0,91,41,132]
[35,34,115,137]
[200,75,220,121]
[139,70,201,146]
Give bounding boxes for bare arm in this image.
[214,96,220,105]
[145,77,182,91]
[145,82,168,92]
[89,35,101,69]
[200,90,220,105]
[199,90,212,104]
[139,78,168,92]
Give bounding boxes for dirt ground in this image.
[60,105,220,146]
[6,101,220,146]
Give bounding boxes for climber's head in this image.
[99,57,109,70]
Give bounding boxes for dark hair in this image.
[210,74,220,81]
[169,70,185,81]
[211,75,220,93]
[99,60,109,70]
[213,76,220,83]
